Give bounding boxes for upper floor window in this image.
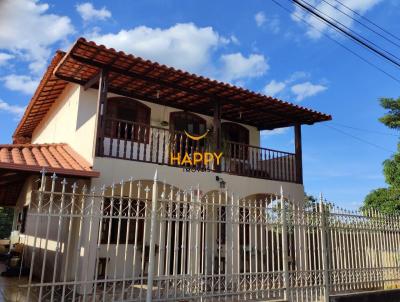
[169,111,207,135]
[105,97,151,142]
[222,122,249,145]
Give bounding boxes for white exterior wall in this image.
[91,157,304,201]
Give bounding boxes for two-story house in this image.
[0,38,331,300]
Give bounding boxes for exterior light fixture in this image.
[215,176,226,189]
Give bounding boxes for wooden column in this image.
[213,100,222,171]
[95,68,109,156]
[294,124,303,184]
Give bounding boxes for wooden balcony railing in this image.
[98,118,299,183]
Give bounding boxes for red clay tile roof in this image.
[55,38,331,130]
[0,143,99,177]
[13,37,331,141]
[13,51,68,143]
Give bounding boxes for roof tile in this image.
[0,143,99,178]
[13,38,332,142]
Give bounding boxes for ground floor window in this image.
[100,198,146,244]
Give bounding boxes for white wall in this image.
[92,157,304,202]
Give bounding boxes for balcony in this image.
[97,118,300,183]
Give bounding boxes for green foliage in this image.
[0,207,13,239]
[362,97,400,214]
[383,143,400,187]
[363,188,400,215]
[379,97,400,130]
[304,194,317,210]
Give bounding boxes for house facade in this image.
[0,38,331,300]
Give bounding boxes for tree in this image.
[363,188,400,214]
[0,207,14,239]
[383,143,400,188]
[304,193,317,209]
[363,97,400,214]
[379,97,400,130]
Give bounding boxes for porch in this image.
[99,118,298,183]
[34,38,332,186]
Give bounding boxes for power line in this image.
[323,124,396,153]
[296,0,400,62]
[330,122,399,137]
[271,0,400,84]
[320,0,400,49]
[332,0,400,43]
[291,0,400,69]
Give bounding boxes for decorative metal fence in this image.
[18,171,400,301]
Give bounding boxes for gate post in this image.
[319,194,330,302]
[280,187,290,301]
[146,170,159,302]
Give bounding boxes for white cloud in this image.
[90,23,224,73]
[0,53,14,66]
[255,11,266,27]
[255,12,280,33]
[286,71,309,83]
[0,99,26,119]
[291,81,327,101]
[268,16,281,34]
[1,75,39,95]
[263,80,286,96]
[0,0,74,73]
[263,71,310,96]
[90,23,266,83]
[76,3,111,22]
[220,53,268,82]
[230,35,239,45]
[261,127,289,137]
[292,0,382,39]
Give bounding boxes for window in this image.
[222,122,249,145]
[239,207,250,246]
[222,122,249,159]
[170,111,207,134]
[170,111,208,158]
[97,258,107,279]
[19,206,28,234]
[100,198,146,245]
[216,206,226,245]
[104,97,151,142]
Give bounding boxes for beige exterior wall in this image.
[31,84,98,165]
[79,87,260,147]
[30,83,261,166]
[31,83,302,199]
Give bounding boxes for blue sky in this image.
[0,0,399,208]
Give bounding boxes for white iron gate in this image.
[17,171,400,301]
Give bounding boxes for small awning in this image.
[0,143,99,206]
[0,143,99,178]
